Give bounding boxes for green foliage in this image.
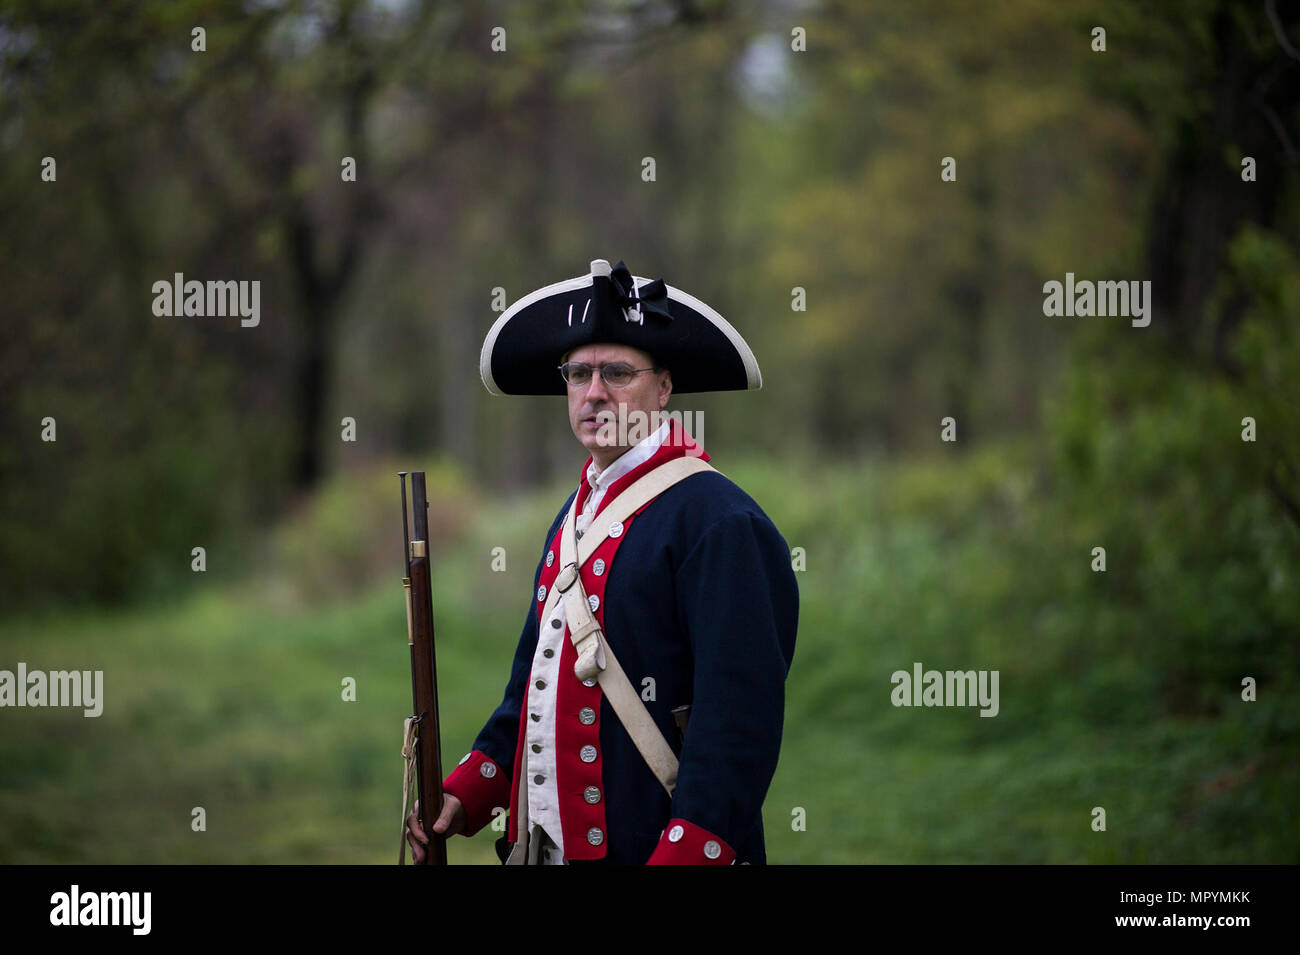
[270,460,473,604]
[1043,223,1300,722]
[1224,227,1300,488]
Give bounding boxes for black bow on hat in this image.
[610,260,673,324]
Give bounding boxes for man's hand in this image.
[406,793,466,864]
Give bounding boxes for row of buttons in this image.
[555,521,624,552]
[547,551,609,572]
[535,678,601,696]
[530,560,606,850]
[538,585,605,607]
[541,549,609,577]
[528,774,602,802]
[524,707,598,761]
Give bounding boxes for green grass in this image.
[1,446,1296,863]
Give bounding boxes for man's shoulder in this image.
[670,465,761,511]
[654,465,785,540]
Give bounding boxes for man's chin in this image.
[576,422,625,454]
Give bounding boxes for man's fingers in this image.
[432,793,464,835]
[406,813,427,864]
[407,809,428,846]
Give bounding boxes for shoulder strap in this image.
[541,455,716,797]
[568,455,715,568]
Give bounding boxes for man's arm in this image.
[648,509,800,864]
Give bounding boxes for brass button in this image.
[550,618,562,629]
[535,679,546,690]
[543,648,554,658]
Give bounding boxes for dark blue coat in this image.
[444,464,799,864]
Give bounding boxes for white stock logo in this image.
[593,408,705,456]
[890,662,999,717]
[1042,272,1151,327]
[50,885,151,935]
[0,664,103,717]
[151,273,261,327]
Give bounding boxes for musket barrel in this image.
[405,471,447,866]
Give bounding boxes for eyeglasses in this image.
[558,361,659,389]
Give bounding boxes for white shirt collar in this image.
[585,418,670,491]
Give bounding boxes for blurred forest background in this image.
[1,0,1298,863]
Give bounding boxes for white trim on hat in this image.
[480,273,592,396]
[657,278,763,391]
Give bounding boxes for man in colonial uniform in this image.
[406,259,798,864]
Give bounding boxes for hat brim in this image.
[480,268,762,396]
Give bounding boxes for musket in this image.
[399,471,448,866]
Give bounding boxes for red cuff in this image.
[442,749,510,837]
[646,818,736,865]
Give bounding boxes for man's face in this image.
[563,343,672,467]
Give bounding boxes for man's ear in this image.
[658,368,673,407]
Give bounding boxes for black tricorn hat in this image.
[480,258,762,395]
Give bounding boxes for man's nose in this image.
[583,372,611,402]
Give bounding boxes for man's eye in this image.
[604,365,634,383]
